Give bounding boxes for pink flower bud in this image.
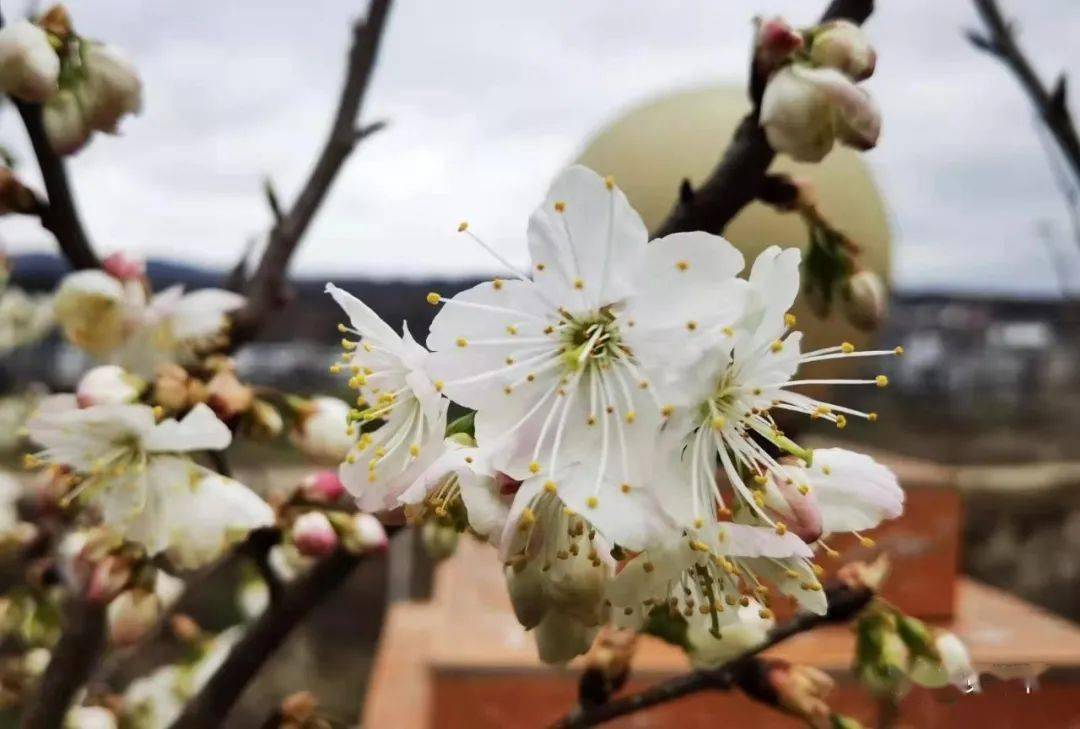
[764,660,834,725]
[301,470,345,504]
[291,511,339,557]
[102,251,146,281]
[86,555,132,604]
[754,16,804,80]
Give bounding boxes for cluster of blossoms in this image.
[755,17,881,163]
[325,165,905,664]
[0,4,141,155]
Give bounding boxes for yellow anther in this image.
[426,292,440,305]
[586,415,597,426]
[536,262,546,272]
[753,474,767,486]
[573,278,584,290]
[739,596,751,607]
[858,535,876,548]
[894,346,904,355]
[503,385,513,395]
[785,569,799,579]
[456,337,468,348]
[625,411,636,424]
[811,563,825,577]
[586,496,599,509]
[22,454,40,469]
[661,405,675,417]
[693,518,704,529]
[676,260,689,271]
[492,278,504,290]
[604,175,615,190]
[434,380,444,392]
[867,412,878,422]
[758,608,774,620]
[774,522,788,535]
[529,461,540,474]
[520,508,536,525]
[822,465,832,475]
[554,201,566,212]
[457,221,469,232]
[643,561,655,573]
[341,339,357,350]
[722,326,734,336]
[770,340,783,353]
[689,540,709,552]
[337,323,348,333]
[329,364,342,374]
[797,484,810,495]
[506,324,518,335]
[620,483,632,494]
[875,375,889,387]
[712,416,726,430]
[505,356,515,365]
[464,455,474,464]
[686,320,697,332]
[409,444,420,457]
[784,312,797,327]
[152,405,164,420]
[346,454,357,464]
[841,342,855,353]
[835,415,848,429]
[544,481,558,494]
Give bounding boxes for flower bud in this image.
[76,365,145,407]
[280,691,318,723]
[841,270,887,331]
[38,5,73,40]
[291,511,339,558]
[811,20,876,81]
[766,460,823,543]
[909,630,980,693]
[831,715,866,729]
[854,610,909,696]
[153,363,196,413]
[43,89,92,156]
[761,64,880,162]
[64,706,117,729]
[753,16,804,81]
[0,167,39,216]
[421,519,459,561]
[76,43,142,134]
[836,554,890,593]
[301,470,346,504]
[340,512,388,553]
[86,555,132,605]
[107,588,159,646]
[764,660,834,726]
[290,396,354,462]
[205,368,254,421]
[505,563,546,629]
[0,20,59,103]
[101,251,145,282]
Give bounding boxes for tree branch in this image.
[168,528,400,729]
[650,0,875,240]
[0,7,101,271]
[550,584,873,729]
[20,597,108,729]
[229,0,392,343]
[969,0,1080,185]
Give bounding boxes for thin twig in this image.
[650,0,874,240]
[0,7,100,270]
[229,0,392,343]
[550,584,873,729]
[20,597,108,729]
[168,528,400,729]
[969,0,1080,185]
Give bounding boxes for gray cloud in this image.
[1,0,1078,295]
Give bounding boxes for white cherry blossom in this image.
[326,283,448,512]
[427,165,747,552]
[26,399,272,567]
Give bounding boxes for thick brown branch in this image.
[20,598,108,729]
[229,0,392,343]
[969,0,1080,184]
[650,0,874,239]
[168,529,399,729]
[550,584,873,729]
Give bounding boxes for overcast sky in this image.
[1,0,1078,296]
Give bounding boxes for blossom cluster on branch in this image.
[324,164,906,665]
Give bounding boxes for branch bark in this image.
[168,530,399,729]
[650,0,875,240]
[229,0,392,343]
[550,584,873,729]
[20,597,108,729]
[0,7,100,270]
[969,0,1080,185]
